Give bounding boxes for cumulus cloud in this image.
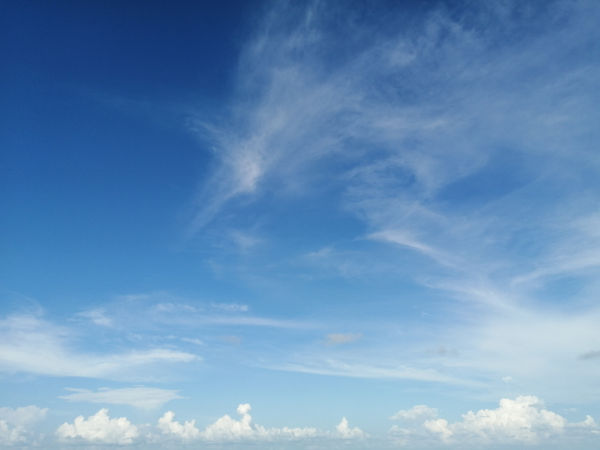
[203,403,256,441]
[154,403,320,442]
[56,408,139,444]
[336,417,365,439]
[60,386,182,409]
[0,406,47,446]
[391,396,600,446]
[201,403,318,442]
[158,411,200,440]
[423,418,453,442]
[450,396,566,443]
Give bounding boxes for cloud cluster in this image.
[57,403,360,445]
[3,397,598,447]
[336,417,365,439]
[0,406,47,446]
[56,409,139,444]
[161,403,320,441]
[391,396,599,446]
[157,411,200,440]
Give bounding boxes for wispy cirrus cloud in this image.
[178,0,600,406]
[0,314,198,380]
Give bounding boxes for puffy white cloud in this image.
[393,396,591,446]
[56,408,139,444]
[158,411,200,440]
[203,403,255,441]
[389,397,600,449]
[0,406,47,446]
[60,386,182,409]
[423,418,453,442]
[202,403,317,441]
[451,396,566,442]
[336,417,365,439]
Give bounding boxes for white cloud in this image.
[0,314,198,379]
[210,302,249,313]
[368,230,458,269]
[181,337,204,346]
[56,408,139,444]
[391,405,438,421]
[423,418,453,442]
[0,406,47,446]
[325,333,362,345]
[274,358,469,385]
[76,308,113,327]
[158,411,200,440]
[452,396,566,443]
[202,403,256,441]
[393,396,579,446]
[60,387,182,409]
[336,417,365,439]
[390,396,600,447]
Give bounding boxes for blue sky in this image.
[2,0,600,448]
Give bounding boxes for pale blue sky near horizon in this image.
[2,0,600,448]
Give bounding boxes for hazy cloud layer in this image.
[60,387,182,409]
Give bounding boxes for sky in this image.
[1,0,600,448]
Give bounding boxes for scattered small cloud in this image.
[579,350,600,360]
[230,230,261,251]
[181,337,204,346]
[210,302,249,313]
[153,303,199,314]
[390,395,599,446]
